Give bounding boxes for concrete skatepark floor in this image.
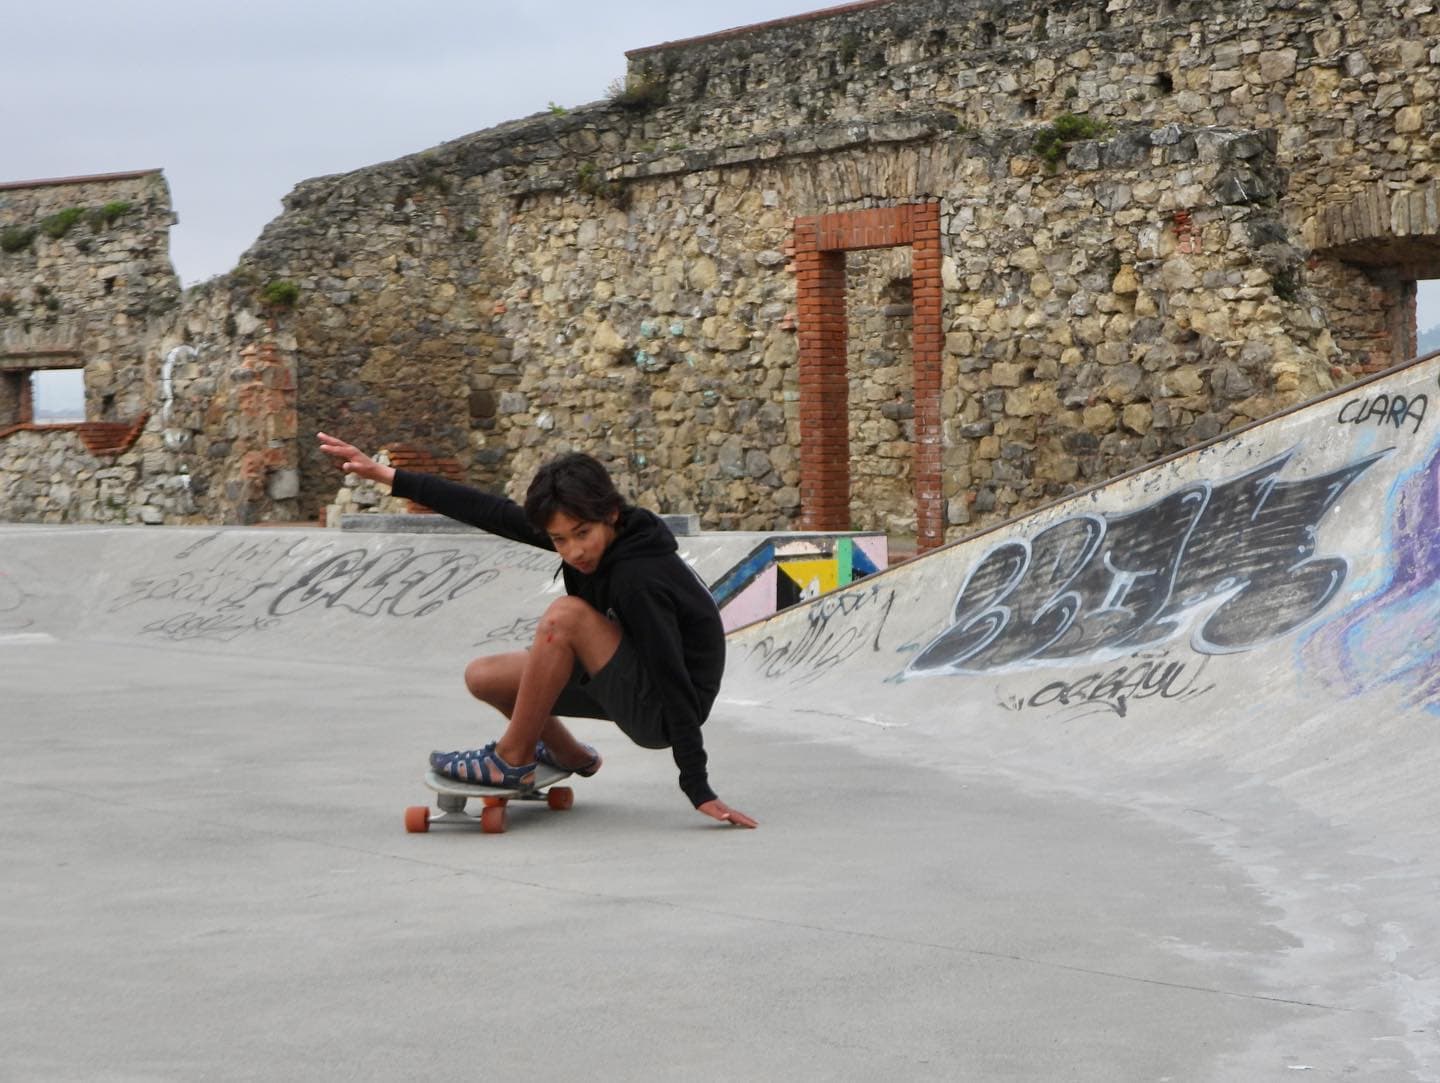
[5,358,1440,1079]
[1,637,1426,1080]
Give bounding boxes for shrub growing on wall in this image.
[1,227,36,254]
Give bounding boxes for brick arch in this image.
[1309,181,1440,367]
[1309,181,1440,267]
[792,202,944,550]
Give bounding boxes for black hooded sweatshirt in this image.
[391,469,725,807]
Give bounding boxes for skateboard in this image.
[405,766,575,834]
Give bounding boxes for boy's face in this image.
[544,509,618,575]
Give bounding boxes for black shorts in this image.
[550,635,669,749]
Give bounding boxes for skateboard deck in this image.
[405,765,575,834]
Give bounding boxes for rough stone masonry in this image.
[2,0,1437,540]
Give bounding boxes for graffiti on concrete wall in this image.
[998,651,1215,720]
[477,614,542,648]
[904,448,1388,678]
[1336,390,1428,436]
[1301,440,1440,713]
[105,532,554,643]
[743,581,897,685]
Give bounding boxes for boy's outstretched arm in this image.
[317,432,395,486]
[697,797,758,828]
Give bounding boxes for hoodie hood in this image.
[605,507,678,562]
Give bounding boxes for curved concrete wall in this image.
[723,353,1440,1070]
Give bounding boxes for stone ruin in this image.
[3,0,1438,545]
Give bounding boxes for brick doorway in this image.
[792,203,944,549]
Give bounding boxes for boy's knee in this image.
[464,656,500,698]
[539,596,594,637]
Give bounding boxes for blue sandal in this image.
[429,741,536,789]
[535,740,602,777]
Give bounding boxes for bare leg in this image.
[496,597,620,765]
[464,596,620,767]
[463,651,593,765]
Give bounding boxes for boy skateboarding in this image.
[318,432,757,828]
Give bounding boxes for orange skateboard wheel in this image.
[481,804,508,834]
[404,806,430,833]
[546,786,574,811]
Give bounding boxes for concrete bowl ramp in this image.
[3,360,1439,1080]
[722,354,1440,1079]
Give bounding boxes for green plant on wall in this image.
[607,70,669,112]
[86,201,133,230]
[261,279,301,309]
[576,162,631,209]
[40,207,86,239]
[0,226,36,254]
[1033,113,1110,171]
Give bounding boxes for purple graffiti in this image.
[1300,441,1440,712]
[906,449,1387,676]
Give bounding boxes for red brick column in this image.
[791,202,945,547]
[17,372,34,425]
[793,216,850,531]
[909,203,944,551]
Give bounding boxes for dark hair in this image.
[523,452,625,532]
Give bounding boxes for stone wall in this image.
[623,0,1440,385]
[0,172,302,524]
[5,0,1440,538]
[0,170,178,421]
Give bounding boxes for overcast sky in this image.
[6,1,1439,413]
[3,1,825,287]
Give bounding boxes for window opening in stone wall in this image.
[31,368,84,423]
[846,248,916,539]
[1417,280,1440,357]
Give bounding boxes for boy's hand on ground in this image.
[316,432,395,486]
[698,798,758,828]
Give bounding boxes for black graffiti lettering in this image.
[268,548,499,619]
[107,535,313,614]
[174,533,219,561]
[908,448,1388,675]
[107,537,522,642]
[480,615,542,644]
[1018,655,1214,718]
[1338,392,1427,435]
[747,584,896,684]
[140,611,281,643]
[267,548,372,615]
[1089,667,1134,710]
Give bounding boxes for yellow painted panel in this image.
[779,558,839,599]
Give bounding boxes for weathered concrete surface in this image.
[723,353,1440,1079]
[3,357,1439,1080]
[0,524,882,653]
